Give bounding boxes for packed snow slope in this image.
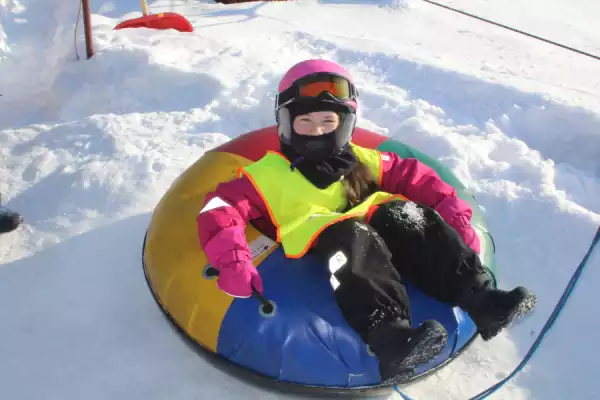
[1,1,599,399]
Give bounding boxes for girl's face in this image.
[293,111,340,136]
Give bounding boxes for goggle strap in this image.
[276,75,357,109]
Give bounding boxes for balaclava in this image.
[280,100,357,189]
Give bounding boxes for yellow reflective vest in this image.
[239,143,406,258]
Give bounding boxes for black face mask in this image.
[281,136,357,189]
[279,100,358,189]
[289,132,337,161]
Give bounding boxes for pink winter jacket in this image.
[197,152,480,273]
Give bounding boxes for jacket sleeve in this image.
[379,152,481,254]
[196,175,271,269]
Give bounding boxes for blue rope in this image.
[395,225,600,400]
[396,391,417,400]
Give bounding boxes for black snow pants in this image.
[311,199,491,342]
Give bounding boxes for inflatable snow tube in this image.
[142,126,497,397]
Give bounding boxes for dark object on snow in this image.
[0,206,22,234]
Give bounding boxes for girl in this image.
[197,59,536,382]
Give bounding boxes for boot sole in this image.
[397,322,448,368]
[480,290,537,341]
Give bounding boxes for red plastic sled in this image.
[114,12,193,32]
[114,1,193,33]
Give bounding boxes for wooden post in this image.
[81,0,94,59]
[140,0,150,16]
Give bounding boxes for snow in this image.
[401,201,426,231]
[1,0,599,399]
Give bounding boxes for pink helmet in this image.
[275,59,359,151]
[277,59,358,111]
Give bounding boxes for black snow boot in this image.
[367,317,448,382]
[0,206,23,234]
[460,279,537,341]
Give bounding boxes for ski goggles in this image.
[276,73,358,109]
